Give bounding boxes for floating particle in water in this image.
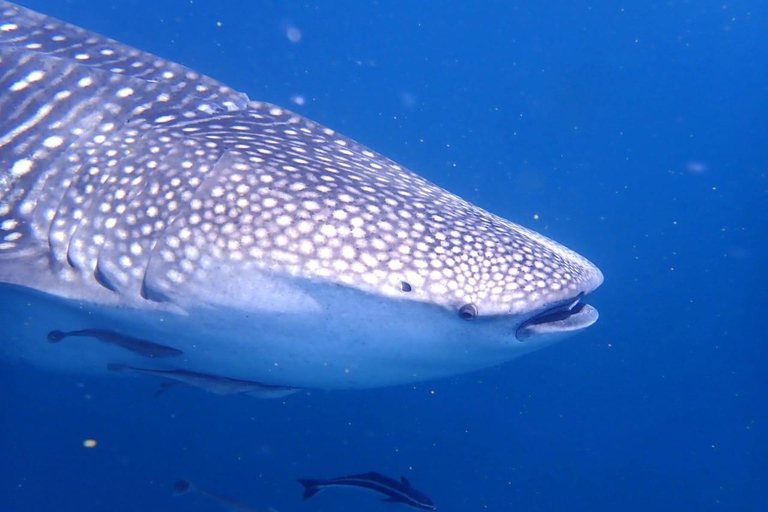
[83,439,97,448]
[399,91,417,109]
[685,161,708,174]
[285,25,302,43]
[291,95,306,106]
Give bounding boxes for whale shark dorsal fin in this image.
[400,476,411,487]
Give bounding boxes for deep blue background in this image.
[2,1,766,511]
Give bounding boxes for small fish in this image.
[107,363,298,399]
[47,329,183,358]
[298,472,436,510]
[174,479,276,512]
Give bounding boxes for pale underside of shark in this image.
[0,1,603,393]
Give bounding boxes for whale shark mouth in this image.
[516,292,599,341]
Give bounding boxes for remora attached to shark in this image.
[0,1,603,391]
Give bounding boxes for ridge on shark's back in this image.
[0,1,603,391]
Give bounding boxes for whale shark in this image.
[0,1,603,391]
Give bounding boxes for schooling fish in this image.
[298,472,436,510]
[174,479,276,512]
[107,363,298,399]
[0,1,602,391]
[47,328,182,358]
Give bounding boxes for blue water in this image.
[1,1,766,511]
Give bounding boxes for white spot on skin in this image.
[10,70,45,91]
[320,224,337,237]
[4,231,23,243]
[43,136,64,149]
[27,70,44,82]
[116,87,134,98]
[167,270,184,284]
[297,220,314,234]
[10,158,33,177]
[341,246,356,259]
[299,240,314,254]
[1,219,18,230]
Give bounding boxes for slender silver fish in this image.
[0,2,602,391]
[174,479,276,512]
[107,363,298,399]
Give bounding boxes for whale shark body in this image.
[0,1,603,392]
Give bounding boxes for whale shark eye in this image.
[400,281,412,292]
[458,303,478,320]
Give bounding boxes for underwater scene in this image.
[0,1,765,511]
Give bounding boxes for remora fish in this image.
[107,363,298,399]
[174,479,275,512]
[0,1,603,391]
[47,328,183,358]
[299,472,436,510]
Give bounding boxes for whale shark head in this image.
[128,133,604,387]
[0,1,602,389]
